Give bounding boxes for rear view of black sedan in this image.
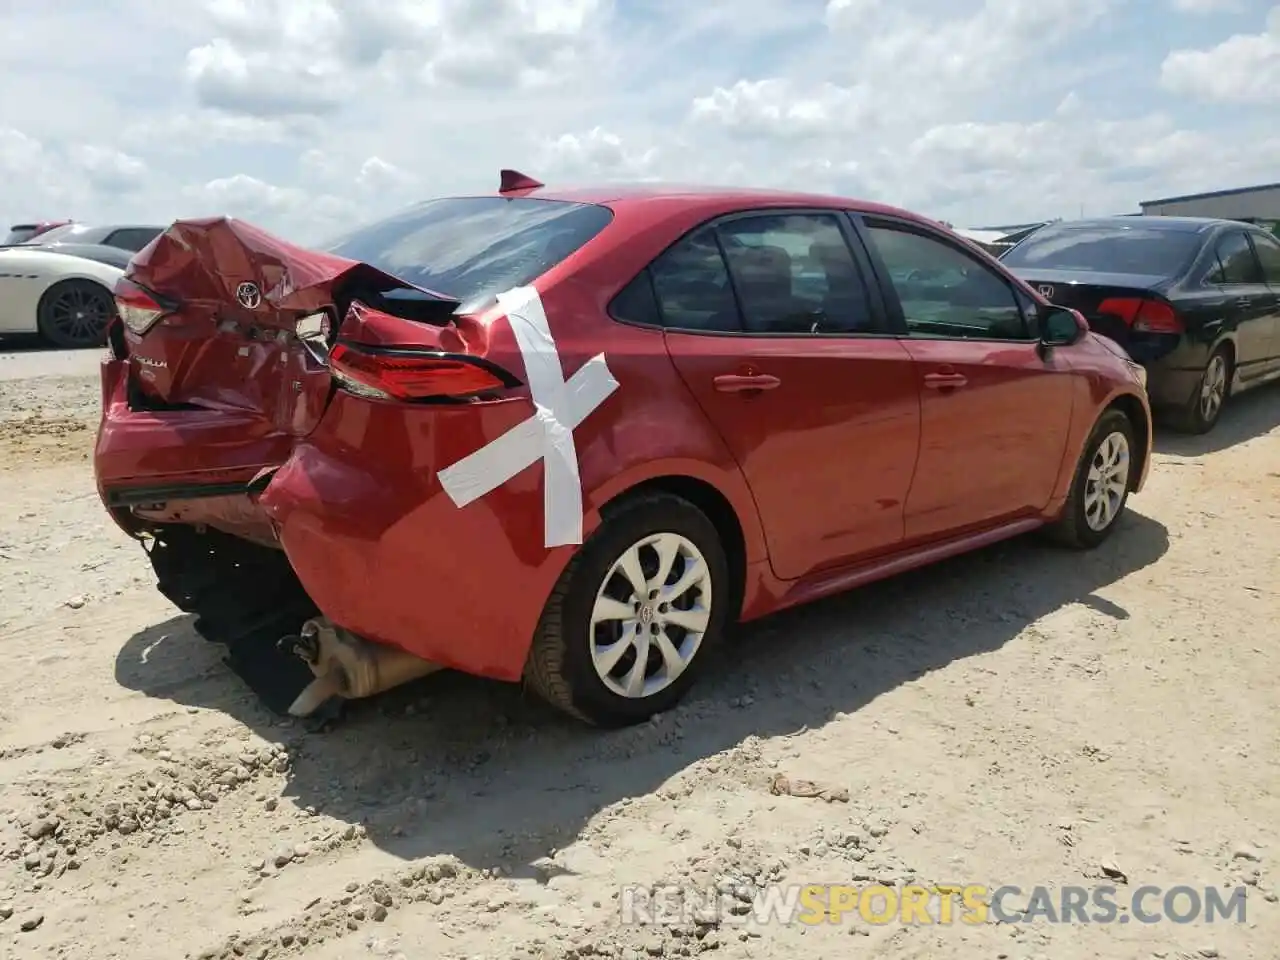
[1002,216,1280,434]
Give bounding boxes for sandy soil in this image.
[1,351,1278,960]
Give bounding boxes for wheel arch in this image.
[597,473,749,620]
[1103,391,1150,492]
[1209,336,1237,395]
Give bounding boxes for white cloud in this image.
[184,0,610,118]
[537,127,660,181]
[690,80,874,139]
[1170,0,1243,11]
[882,111,1280,216]
[1160,7,1280,103]
[68,147,149,194]
[822,0,1116,115]
[0,129,153,221]
[181,174,359,243]
[1,0,1279,242]
[354,156,415,193]
[824,0,882,29]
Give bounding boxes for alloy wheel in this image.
[589,532,713,699]
[48,285,112,346]
[1199,353,1228,423]
[1083,431,1130,532]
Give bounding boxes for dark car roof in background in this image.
[1045,216,1235,234]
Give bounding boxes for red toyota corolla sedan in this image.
[94,173,1152,727]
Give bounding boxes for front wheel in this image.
[524,492,731,727]
[1046,409,1136,549]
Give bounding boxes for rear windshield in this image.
[1001,224,1203,276]
[4,227,38,244]
[326,197,614,303]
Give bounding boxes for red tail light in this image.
[114,277,175,336]
[1096,297,1183,334]
[328,342,520,401]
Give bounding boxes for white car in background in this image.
[0,243,129,348]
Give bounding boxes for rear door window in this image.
[326,197,614,304]
[1208,231,1264,285]
[1248,232,1280,285]
[715,213,877,334]
[610,272,662,327]
[647,227,743,332]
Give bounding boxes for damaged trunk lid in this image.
[117,196,616,437]
[117,216,465,438]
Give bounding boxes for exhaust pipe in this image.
[282,617,444,717]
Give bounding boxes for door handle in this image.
[713,373,781,393]
[1234,297,1252,308]
[923,372,968,389]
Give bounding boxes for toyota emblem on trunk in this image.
[1037,284,1055,299]
[236,282,262,309]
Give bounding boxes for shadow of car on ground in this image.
[115,511,1169,879]
[0,334,95,353]
[1154,383,1279,459]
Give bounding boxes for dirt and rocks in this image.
[1,347,1278,959]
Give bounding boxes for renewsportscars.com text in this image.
[619,882,1249,927]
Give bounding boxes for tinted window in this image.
[326,197,614,303]
[1248,233,1280,284]
[610,272,661,326]
[648,227,742,332]
[1001,223,1202,276]
[103,228,161,252]
[866,224,1028,340]
[715,213,875,334]
[1209,232,1263,284]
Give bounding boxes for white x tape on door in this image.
[437,285,620,548]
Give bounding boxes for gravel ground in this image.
[1,352,1278,960]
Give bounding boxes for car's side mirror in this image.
[1040,305,1087,347]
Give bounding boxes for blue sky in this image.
[1,0,1277,242]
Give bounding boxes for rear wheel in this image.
[524,492,730,727]
[1047,409,1135,549]
[37,279,114,348]
[1170,345,1231,435]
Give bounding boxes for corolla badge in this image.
[236,282,262,309]
[1037,284,1055,299]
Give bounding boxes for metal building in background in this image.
[1140,182,1280,220]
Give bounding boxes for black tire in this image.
[1168,345,1231,435]
[1046,408,1136,549]
[524,491,731,727]
[36,279,115,349]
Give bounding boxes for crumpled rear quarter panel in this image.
[259,390,573,681]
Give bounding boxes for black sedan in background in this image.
[1002,216,1280,434]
